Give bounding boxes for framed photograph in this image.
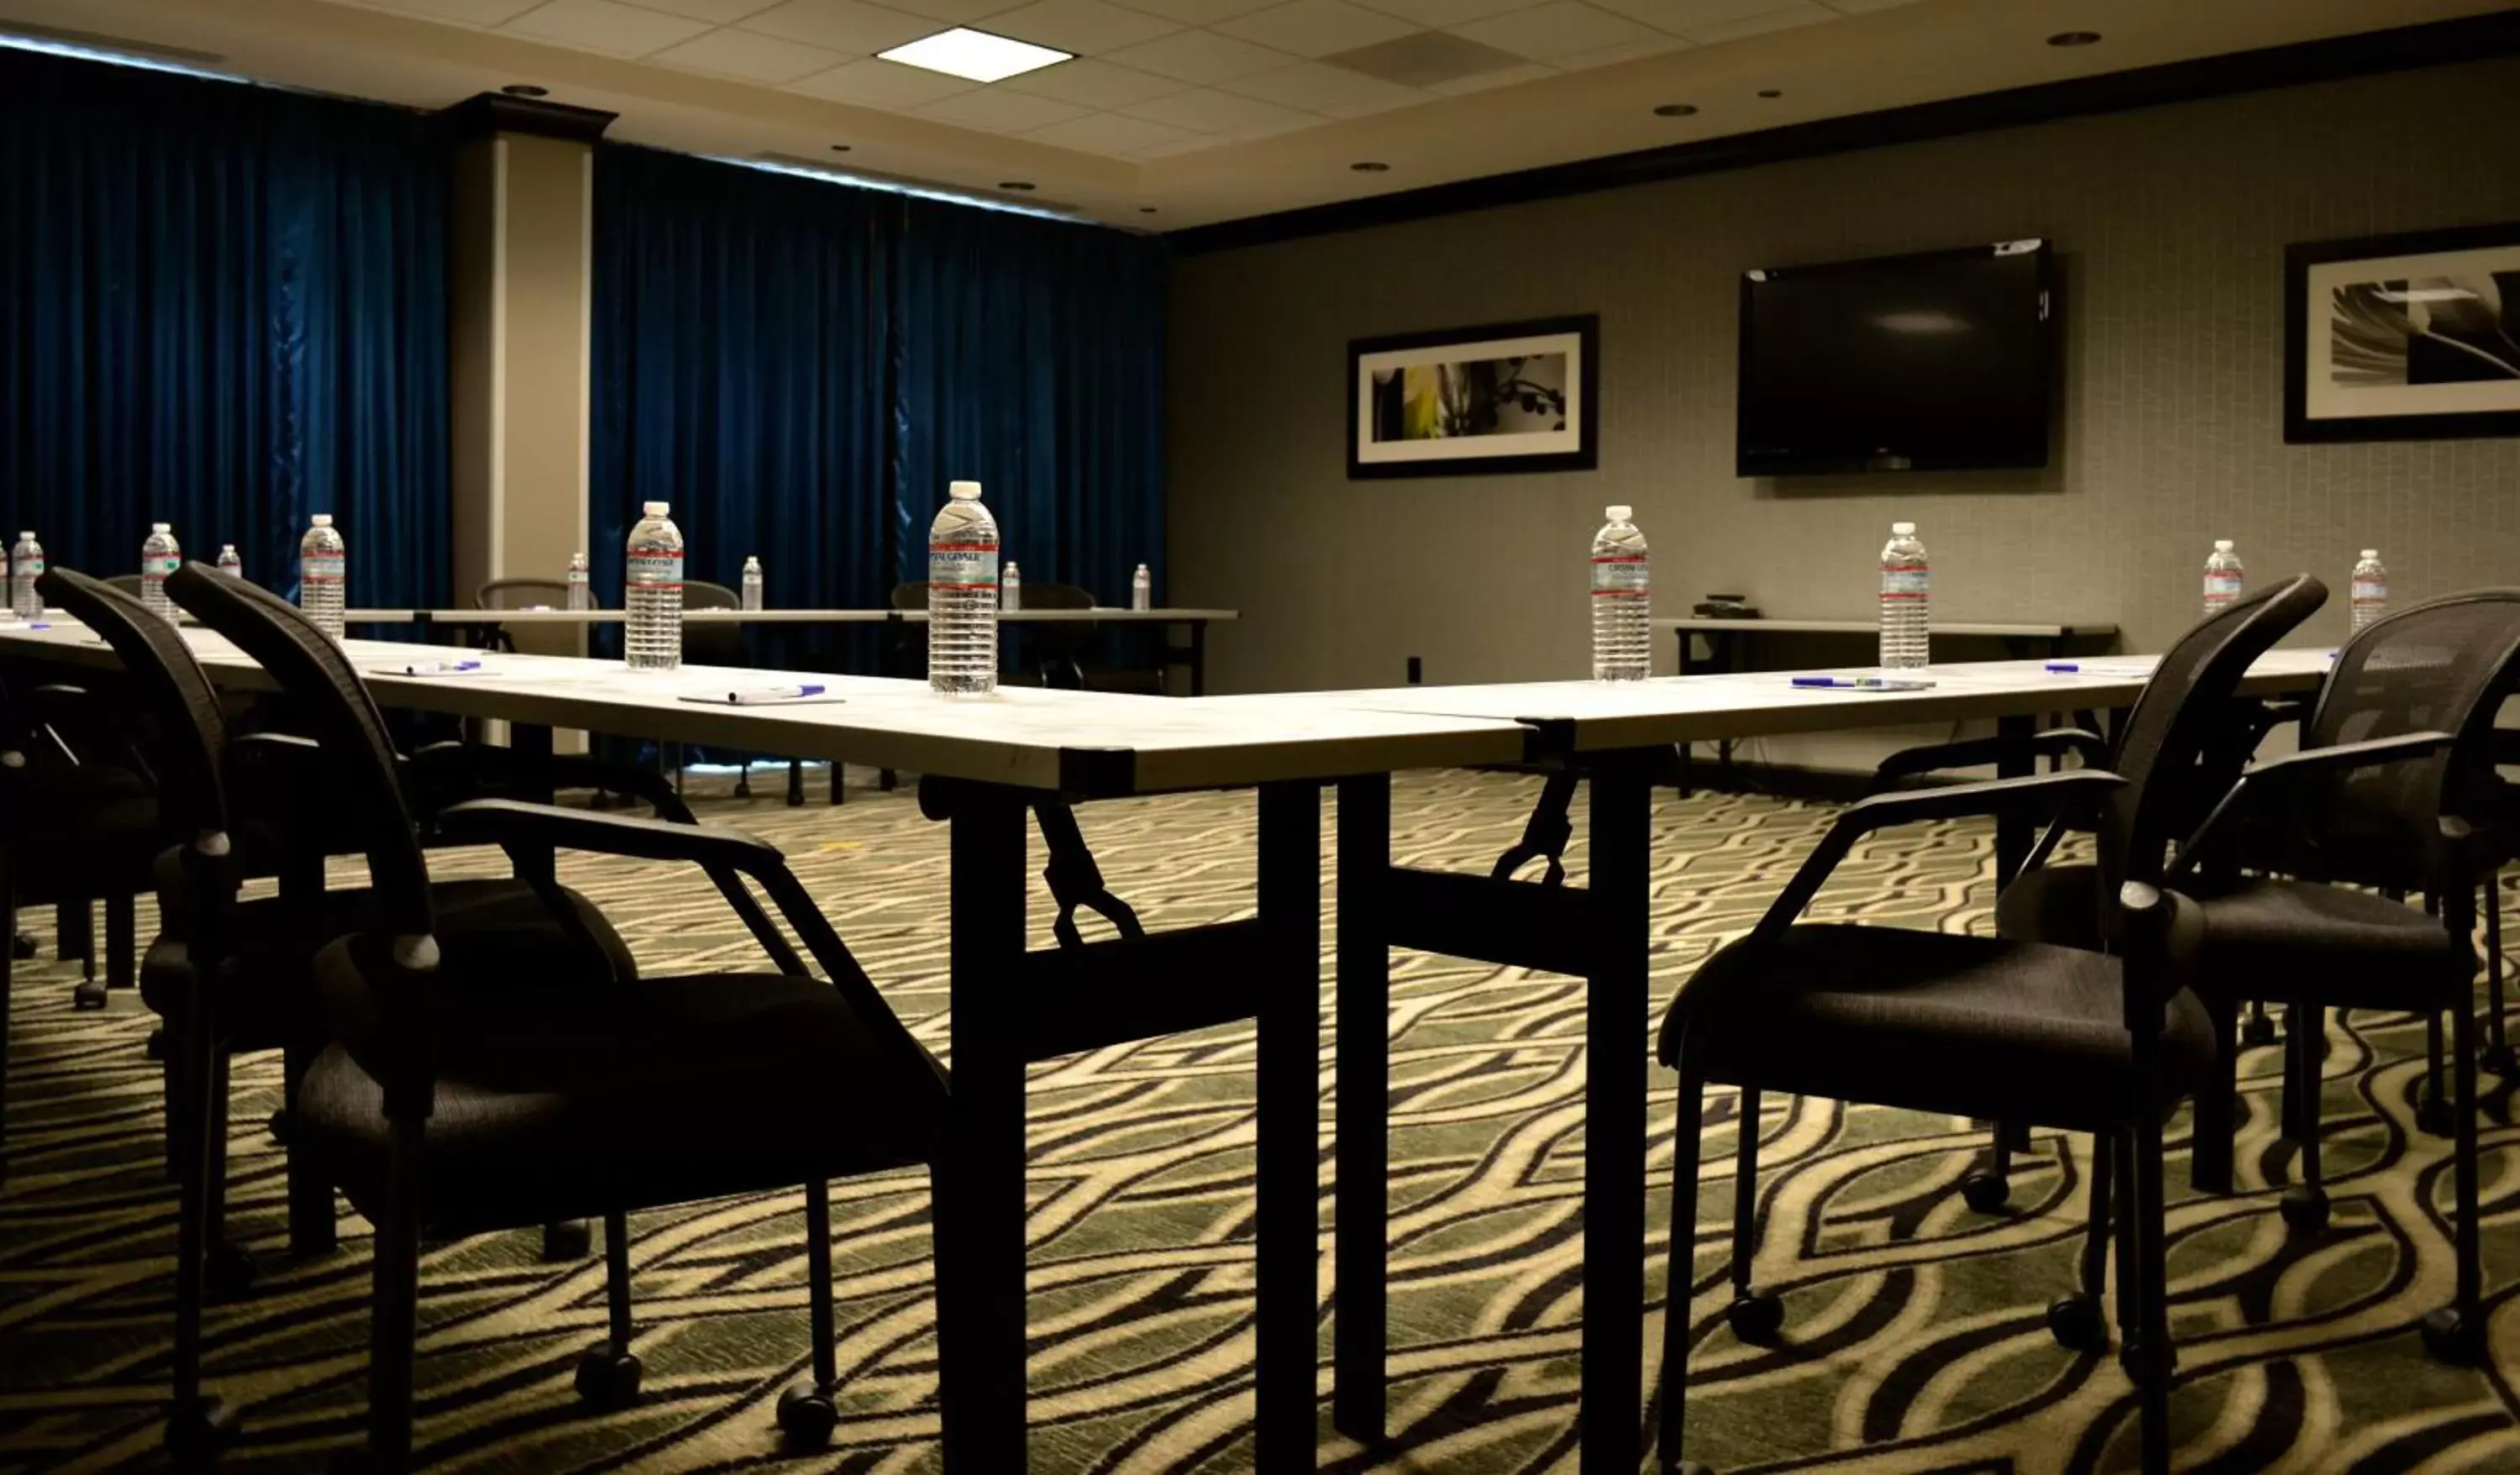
[2286,222,2520,444]
[1348,315,1598,478]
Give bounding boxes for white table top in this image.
[344,607,1239,626]
[1217,650,2333,753]
[1659,617,2118,638]
[0,620,1503,795]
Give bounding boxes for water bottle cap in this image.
[310,514,333,527]
[1605,505,1632,522]
[1136,564,1149,573]
[950,480,982,500]
[151,522,171,533]
[2360,549,2378,559]
[17,532,31,540]
[221,544,236,554]
[643,501,669,516]
[2213,539,2234,552]
[1891,522,1915,535]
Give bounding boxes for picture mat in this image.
[2304,244,2520,422]
[1354,329,1586,464]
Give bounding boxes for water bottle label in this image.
[931,543,999,592]
[2350,578,2386,607]
[145,556,180,579]
[15,557,39,577]
[627,550,684,589]
[2204,572,2243,602]
[1590,555,1649,595]
[1880,561,1928,598]
[302,554,345,585]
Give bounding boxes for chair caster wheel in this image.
[207,1242,259,1301]
[72,980,108,1011]
[165,1394,239,1467]
[2481,1043,2519,1077]
[777,1382,839,1449]
[2046,1294,2106,1352]
[2240,1013,2277,1047]
[146,1027,167,1061]
[11,932,34,961]
[2415,1092,2454,1137]
[1725,1290,1783,1345]
[541,1220,591,1262]
[2421,1305,2484,1365]
[267,1107,290,1145]
[574,1344,642,1408]
[2278,1186,2329,1236]
[1960,1169,2011,1214]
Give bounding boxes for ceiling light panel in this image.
[879,26,1073,81]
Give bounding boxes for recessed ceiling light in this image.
[1139,206,1158,213]
[879,27,1069,83]
[830,143,853,152]
[501,83,549,97]
[999,181,1035,192]
[1351,160,1389,172]
[1653,102,1697,118]
[1756,88,1781,98]
[2047,30,2101,45]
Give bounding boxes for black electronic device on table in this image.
[1693,596,1760,619]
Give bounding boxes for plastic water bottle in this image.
[1132,564,1152,612]
[1001,560,1021,612]
[741,555,764,612]
[565,552,591,611]
[625,502,685,671]
[2202,539,2244,617]
[928,480,1000,696]
[1589,505,1651,681]
[299,515,346,642]
[140,523,181,621]
[216,544,243,580]
[2349,549,2387,632]
[1879,521,1929,669]
[9,532,41,621]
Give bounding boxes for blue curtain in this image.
[0,49,450,606]
[590,146,1166,633]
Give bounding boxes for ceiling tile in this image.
[984,0,1182,53]
[340,0,544,22]
[1118,85,1308,133]
[1000,56,1189,106]
[914,87,1092,129]
[1214,0,1418,59]
[1131,133,1231,157]
[1819,0,1921,10]
[1318,90,1420,117]
[786,55,978,102]
[1106,0,1279,27]
[1449,2,1656,60]
[1103,29,1294,81]
[1026,110,1204,155]
[1553,32,1680,67]
[874,0,1026,18]
[1683,0,1831,42]
[1348,0,1527,28]
[1422,57,1551,92]
[740,0,943,53]
[1584,0,1798,33]
[1222,59,1416,110]
[617,0,785,20]
[500,0,715,54]
[651,26,854,80]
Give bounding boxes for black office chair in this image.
[163,561,948,1471]
[105,572,145,599]
[1014,582,1165,696]
[1656,575,2332,1475]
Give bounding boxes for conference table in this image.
[0,615,2335,1474]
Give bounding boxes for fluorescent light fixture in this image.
[0,30,238,81]
[879,28,1068,84]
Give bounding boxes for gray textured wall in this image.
[1168,56,2520,714]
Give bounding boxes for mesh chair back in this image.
[476,578,591,611]
[2103,574,2326,884]
[105,573,144,598]
[165,563,435,938]
[682,579,744,666]
[37,568,228,838]
[2288,590,2520,883]
[888,582,928,612]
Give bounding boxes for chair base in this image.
[777,1381,839,1449]
[1725,1290,1783,1345]
[2046,1294,2106,1352]
[2414,1094,2455,1139]
[145,1028,167,1062]
[268,1106,291,1145]
[165,1394,239,1469]
[2240,1010,2278,1047]
[574,1343,642,1408]
[207,1242,259,1301]
[2421,1305,2484,1365]
[72,979,108,1010]
[11,932,34,960]
[2278,1186,2329,1236]
[540,1220,592,1262]
[2118,1338,2176,1383]
[2480,1043,2518,1078]
[1960,1169,2011,1214]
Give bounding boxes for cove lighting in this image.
[0,30,238,81]
[879,28,1069,83]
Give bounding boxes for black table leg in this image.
[1332,774,1390,1445]
[1582,750,1651,1475]
[1255,782,1321,1472]
[1995,714,2034,888]
[508,723,556,889]
[937,790,1030,1470]
[1189,621,1208,697]
[1674,630,1695,797]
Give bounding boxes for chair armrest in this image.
[407,742,702,825]
[1751,769,2125,946]
[434,798,783,871]
[1865,727,2109,795]
[2170,731,2454,884]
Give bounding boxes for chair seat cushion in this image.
[1658,924,2218,1131]
[143,879,636,1048]
[4,764,159,900]
[297,955,946,1235]
[1998,863,2468,1010]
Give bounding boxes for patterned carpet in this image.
[3,768,2517,1473]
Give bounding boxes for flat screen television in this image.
[1736,239,2055,476]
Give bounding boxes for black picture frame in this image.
[1347,315,1599,479]
[2284,221,2520,444]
